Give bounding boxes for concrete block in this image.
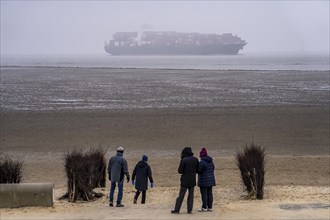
[0,183,54,208]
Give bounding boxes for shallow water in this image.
[1,53,329,71]
[1,67,329,111]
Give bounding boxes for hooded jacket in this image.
[178,147,199,187]
[198,156,216,187]
[108,152,129,182]
[132,160,153,191]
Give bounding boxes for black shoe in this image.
[187,211,192,214]
[109,202,113,207]
[171,210,179,214]
[116,204,124,207]
[133,199,137,204]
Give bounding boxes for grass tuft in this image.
[0,153,24,184]
[236,142,266,200]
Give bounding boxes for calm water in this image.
[1,53,329,71]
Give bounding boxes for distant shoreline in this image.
[1,53,329,71]
[1,65,329,72]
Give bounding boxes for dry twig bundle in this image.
[63,148,106,202]
[0,153,24,183]
[236,142,266,200]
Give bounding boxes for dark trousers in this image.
[174,186,194,213]
[200,186,213,209]
[134,190,146,204]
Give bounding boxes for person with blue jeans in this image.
[108,147,130,207]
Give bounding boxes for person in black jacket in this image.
[198,147,216,212]
[131,155,154,204]
[171,147,199,214]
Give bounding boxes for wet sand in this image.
[1,106,329,157]
[1,105,329,188]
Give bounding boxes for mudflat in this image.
[1,106,329,156]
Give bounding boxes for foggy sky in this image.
[1,1,329,55]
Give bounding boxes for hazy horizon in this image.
[1,1,329,55]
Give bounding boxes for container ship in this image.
[104,31,247,55]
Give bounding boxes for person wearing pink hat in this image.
[197,147,216,212]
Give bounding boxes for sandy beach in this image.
[0,68,329,219]
[1,106,329,219]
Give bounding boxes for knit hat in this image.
[200,147,207,158]
[142,155,148,162]
[117,146,124,153]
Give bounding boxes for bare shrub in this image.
[236,142,266,200]
[87,148,106,188]
[0,153,24,183]
[63,148,106,202]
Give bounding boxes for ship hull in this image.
[105,44,246,55]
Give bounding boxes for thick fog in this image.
[1,1,329,55]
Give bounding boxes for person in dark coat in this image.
[171,147,199,214]
[131,155,154,204]
[198,147,216,212]
[107,147,130,207]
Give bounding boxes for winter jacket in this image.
[132,160,153,191]
[198,156,216,187]
[178,147,199,187]
[108,152,129,182]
